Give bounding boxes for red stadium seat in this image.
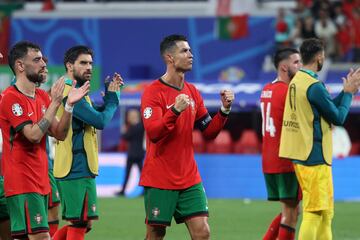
[205,130,232,153]
[193,129,205,153]
[349,141,360,155]
[233,129,260,154]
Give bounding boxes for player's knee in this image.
[282,201,300,225]
[282,211,296,224]
[147,225,166,240]
[291,207,300,222]
[47,207,59,221]
[192,224,210,240]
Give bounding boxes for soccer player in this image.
[53,45,122,240]
[0,41,89,240]
[0,52,12,240]
[261,48,302,240]
[279,38,360,240]
[140,34,234,240]
[5,54,61,238]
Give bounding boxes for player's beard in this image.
[317,59,323,71]
[287,68,297,79]
[26,69,46,85]
[73,69,92,85]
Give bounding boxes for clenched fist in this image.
[174,94,190,112]
[220,89,234,110]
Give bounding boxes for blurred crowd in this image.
[275,0,360,62]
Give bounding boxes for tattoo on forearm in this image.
[37,118,51,133]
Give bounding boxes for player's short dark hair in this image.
[160,34,188,57]
[64,45,93,71]
[300,38,324,65]
[8,41,41,74]
[273,48,299,69]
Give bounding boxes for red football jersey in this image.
[260,80,294,173]
[0,86,50,196]
[140,79,226,189]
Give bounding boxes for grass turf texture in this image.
[78,198,360,240]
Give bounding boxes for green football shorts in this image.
[0,177,9,221]
[57,177,98,222]
[7,193,48,238]
[48,170,60,209]
[144,182,209,226]
[264,172,301,201]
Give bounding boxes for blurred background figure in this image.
[275,7,296,50]
[117,108,145,197]
[315,9,337,59]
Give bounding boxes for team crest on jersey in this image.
[152,207,160,218]
[91,204,96,213]
[143,107,152,119]
[41,105,47,114]
[34,213,43,224]
[12,103,23,116]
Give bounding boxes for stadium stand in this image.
[205,130,232,153]
[233,129,261,154]
[3,0,360,153]
[193,129,206,153]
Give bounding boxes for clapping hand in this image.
[51,76,66,106]
[67,80,90,106]
[107,72,124,92]
[343,68,360,95]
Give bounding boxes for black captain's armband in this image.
[195,113,212,131]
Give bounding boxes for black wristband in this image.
[171,106,181,115]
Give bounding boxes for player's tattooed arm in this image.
[37,118,51,133]
[22,116,53,143]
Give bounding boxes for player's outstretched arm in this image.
[309,81,352,126]
[200,89,234,140]
[67,73,122,130]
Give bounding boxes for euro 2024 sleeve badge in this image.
[12,103,23,116]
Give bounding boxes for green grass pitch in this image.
[80,198,360,239]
